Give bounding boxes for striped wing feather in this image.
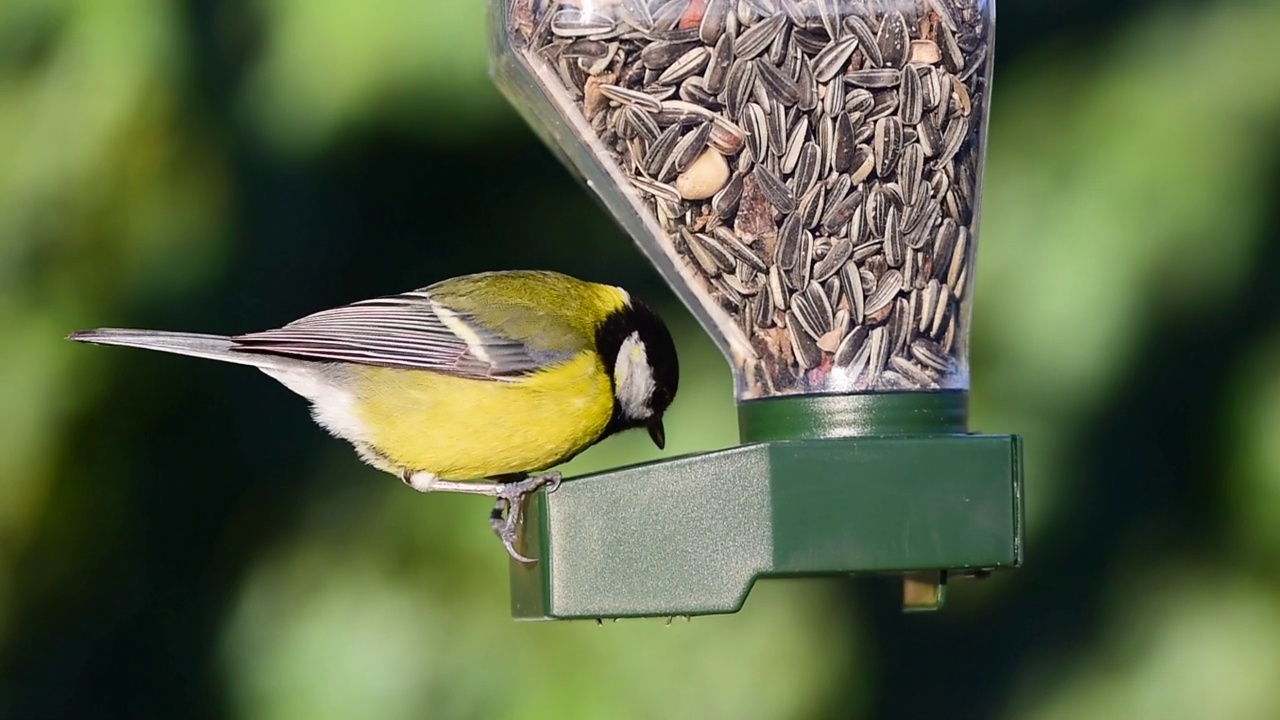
[230,292,551,379]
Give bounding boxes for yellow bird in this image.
[69,270,680,562]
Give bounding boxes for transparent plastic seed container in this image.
[490,0,994,401]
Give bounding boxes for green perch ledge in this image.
[507,391,1025,620]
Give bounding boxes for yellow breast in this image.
[351,353,614,480]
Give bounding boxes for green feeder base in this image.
[507,392,1024,621]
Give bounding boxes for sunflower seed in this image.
[886,298,909,358]
[714,226,768,272]
[797,183,826,229]
[868,325,890,377]
[767,16,791,64]
[790,291,824,340]
[769,265,788,311]
[883,207,904,267]
[632,176,682,203]
[846,88,875,114]
[846,68,902,88]
[722,270,758,297]
[753,284,775,328]
[938,23,965,74]
[813,36,860,83]
[876,12,910,68]
[642,39,699,69]
[784,230,813,289]
[791,142,821,198]
[844,15,881,66]
[551,9,616,38]
[832,112,856,173]
[939,114,968,164]
[865,269,902,316]
[866,183,892,236]
[848,144,875,184]
[755,59,801,105]
[788,313,822,370]
[670,123,713,172]
[918,279,939,333]
[691,230,737,273]
[712,173,744,216]
[796,55,819,111]
[724,57,756,117]
[930,289,951,337]
[840,259,866,323]
[766,98,788,153]
[658,47,711,85]
[805,280,835,331]
[947,224,968,291]
[911,338,953,372]
[874,117,904,177]
[821,185,860,234]
[899,143,924,201]
[813,237,853,281]
[708,116,746,154]
[699,0,731,44]
[899,65,923,125]
[776,212,805,269]
[598,84,663,112]
[849,204,871,245]
[755,164,796,213]
[703,33,734,93]
[834,324,869,368]
[744,102,769,157]
[712,275,745,308]
[780,115,809,175]
[791,27,832,55]
[821,77,846,118]
[682,228,722,275]
[735,13,787,60]
[891,355,936,386]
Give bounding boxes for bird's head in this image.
[597,293,680,449]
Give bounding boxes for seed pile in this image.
[507,0,990,396]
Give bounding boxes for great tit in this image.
[69,270,680,562]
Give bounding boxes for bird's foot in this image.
[488,472,562,564]
[398,469,561,563]
[489,498,534,564]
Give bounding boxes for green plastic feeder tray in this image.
[487,0,1023,620]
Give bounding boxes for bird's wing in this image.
[229,290,571,380]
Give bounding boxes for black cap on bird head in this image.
[596,295,680,449]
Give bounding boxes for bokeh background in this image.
[3,0,1280,717]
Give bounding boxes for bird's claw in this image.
[488,472,561,564]
[490,503,536,563]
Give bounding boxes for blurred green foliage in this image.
[1,0,1279,718]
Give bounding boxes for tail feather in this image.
[67,328,284,369]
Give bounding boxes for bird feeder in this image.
[487,0,1022,619]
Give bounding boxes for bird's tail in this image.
[67,328,286,369]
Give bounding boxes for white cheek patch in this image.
[614,331,656,420]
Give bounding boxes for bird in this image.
[68,269,680,562]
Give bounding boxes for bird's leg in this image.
[400,471,561,498]
[401,470,562,563]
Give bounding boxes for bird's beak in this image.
[647,416,666,450]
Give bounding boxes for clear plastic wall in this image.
[490,0,994,400]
